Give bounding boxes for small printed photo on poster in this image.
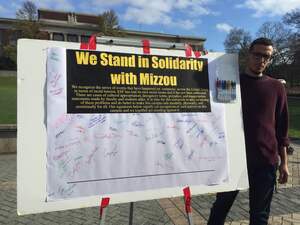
[215,78,236,103]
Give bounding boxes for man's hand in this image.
[278,162,289,184]
[278,146,289,184]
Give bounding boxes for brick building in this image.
[0,9,206,58]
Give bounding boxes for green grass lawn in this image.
[288,98,300,138]
[0,76,299,138]
[0,76,16,124]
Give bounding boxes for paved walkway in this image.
[0,141,299,225]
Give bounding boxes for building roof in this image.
[0,9,206,45]
[37,9,206,42]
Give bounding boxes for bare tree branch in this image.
[16,1,37,21]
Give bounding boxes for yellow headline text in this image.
[75,51,204,72]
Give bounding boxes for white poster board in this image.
[17,39,248,215]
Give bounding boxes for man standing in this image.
[207,38,289,225]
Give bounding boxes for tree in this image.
[16,1,38,21]
[15,1,42,39]
[283,9,300,60]
[283,9,300,30]
[255,22,294,81]
[224,28,252,72]
[224,28,252,53]
[3,45,17,65]
[256,22,292,66]
[283,9,300,86]
[0,45,17,70]
[98,10,123,36]
[1,1,44,69]
[283,9,300,63]
[16,21,42,39]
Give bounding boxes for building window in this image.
[190,44,203,52]
[67,34,78,42]
[53,33,64,41]
[81,35,90,43]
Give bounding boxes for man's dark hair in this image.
[249,37,273,51]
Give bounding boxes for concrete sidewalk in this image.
[0,141,299,225]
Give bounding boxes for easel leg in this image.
[183,187,194,225]
[99,210,106,225]
[187,213,194,225]
[129,202,134,225]
[99,197,110,225]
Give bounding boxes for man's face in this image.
[247,44,273,75]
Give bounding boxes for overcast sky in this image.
[0,0,299,51]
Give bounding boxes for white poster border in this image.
[17,39,248,215]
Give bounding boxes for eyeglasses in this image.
[250,52,272,62]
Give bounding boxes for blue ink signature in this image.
[88,115,106,128]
